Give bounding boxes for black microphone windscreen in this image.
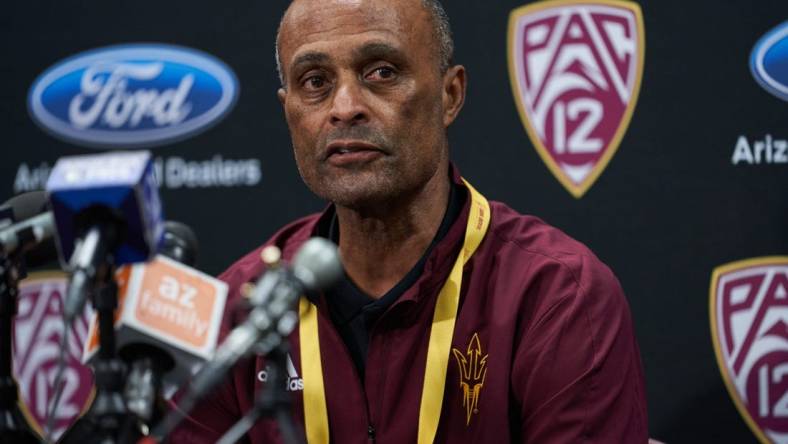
[1,191,59,268]
[3,191,48,222]
[161,221,199,267]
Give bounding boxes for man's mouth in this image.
[324,141,386,165]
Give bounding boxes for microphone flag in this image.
[82,255,228,388]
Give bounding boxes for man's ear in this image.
[278,87,287,105]
[442,65,467,128]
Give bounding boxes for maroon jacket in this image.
[170,178,648,443]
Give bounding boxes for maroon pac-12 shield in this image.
[710,257,788,444]
[508,0,645,198]
[13,272,94,440]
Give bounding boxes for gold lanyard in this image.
[298,179,490,444]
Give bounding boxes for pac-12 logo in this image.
[508,0,645,198]
[710,257,788,443]
[14,272,94,441]
[28,44,239,148]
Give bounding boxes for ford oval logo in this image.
[751,22,788,102]
[28,44,239,148]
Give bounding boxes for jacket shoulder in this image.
[487,201,600,266]
[485,201,623,306]
[217,212,321,293]
[487,203,647,442]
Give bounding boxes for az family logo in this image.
[508,0,645,198]
[710,257,788,444]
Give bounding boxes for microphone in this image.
[82,222,228,408]
[119,221,203,424]
[121,221,199,425]
[160,221,199,268]
[0,206,13,229]
[166,237,341,434]
[0,192,59,267]
[1,191,47,225]
[46,151,165,323]
[0,212,56,257]
[0,193,53,444]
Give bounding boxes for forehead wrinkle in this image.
[353,42,403,61]
[287,2,398,37]
[290,52,330,71]
[278,0,439,84]
[281,0,419,49]
[286,30,403,73]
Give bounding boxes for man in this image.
[171,0,648,442]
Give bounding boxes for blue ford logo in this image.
[751,22,788,102]
[28,44,239,148]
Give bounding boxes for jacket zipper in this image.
[318,290,419,443]
[319,309,376,442]
[368,424,376,442]
[340,337,376,443]
[366,322,389,444]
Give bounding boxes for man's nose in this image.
[329,80,369,126]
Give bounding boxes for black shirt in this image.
[319,180,465,378]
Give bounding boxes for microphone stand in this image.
[60,265,134,444]
[216,345,302,444]
[0,253,44,443]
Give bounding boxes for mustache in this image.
[324,126,390,149]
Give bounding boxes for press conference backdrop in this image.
[2,0,787,442]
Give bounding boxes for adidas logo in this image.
[286,353,304,391]
[255,354,304,391]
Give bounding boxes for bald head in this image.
[275,0,453,86]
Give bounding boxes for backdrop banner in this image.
[2,1,787,442]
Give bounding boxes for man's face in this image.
[277,0,460,209]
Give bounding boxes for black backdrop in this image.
[3,1,788,442]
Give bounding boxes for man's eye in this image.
[367,66,396,81]
[303,75,327,90]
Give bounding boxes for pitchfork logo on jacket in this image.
[28,44,239,148]
[507,0,645,198]
[452,333,488,425]
[710,257,788,443]
[13,272,94,441]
